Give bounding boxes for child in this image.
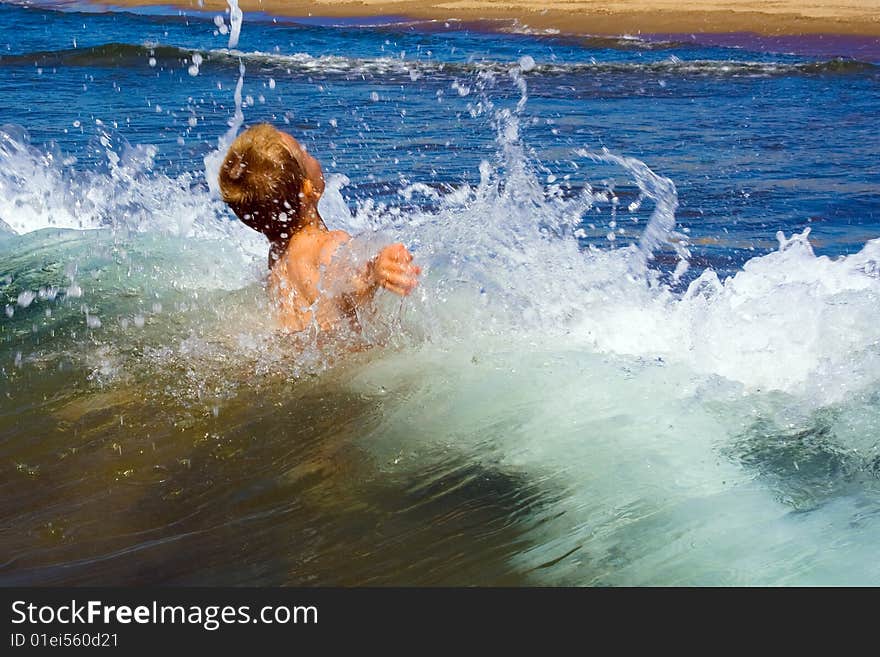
[218,123,421,333]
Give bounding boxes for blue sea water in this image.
[1,2,880,585]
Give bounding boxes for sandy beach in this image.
[95,0,880,36]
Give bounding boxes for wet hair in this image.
[218,123,306,262]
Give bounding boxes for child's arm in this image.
[318,231,421,306]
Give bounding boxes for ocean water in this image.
[1,1,880,585]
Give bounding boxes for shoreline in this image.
[85,1,880,37]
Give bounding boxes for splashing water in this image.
[0,124,264,259]
[6,82,880,401]
[577,147,688,271]
[204,4,246,198]
[204,60,246,198]
[226,0,243,50]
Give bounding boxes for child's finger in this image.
[383,282,410,296]
[384,262,420,277]
[384,272,418,290]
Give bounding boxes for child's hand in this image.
[372,243,421,296]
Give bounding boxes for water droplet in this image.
[518,55,536,72]
[17,291,35,308]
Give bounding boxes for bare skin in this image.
[268,132,422,333]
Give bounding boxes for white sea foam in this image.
[0,124,266,287]
[389,132,880,401]
[192,48,844,78]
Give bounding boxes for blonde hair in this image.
[218,123,305,248]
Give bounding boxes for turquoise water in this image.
[1,2,880,585]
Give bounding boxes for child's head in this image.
[219,123,324,247]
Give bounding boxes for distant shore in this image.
[92,1,880,36]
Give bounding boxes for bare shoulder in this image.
[317,229,352,265]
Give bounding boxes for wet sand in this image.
[96,1,880,36]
